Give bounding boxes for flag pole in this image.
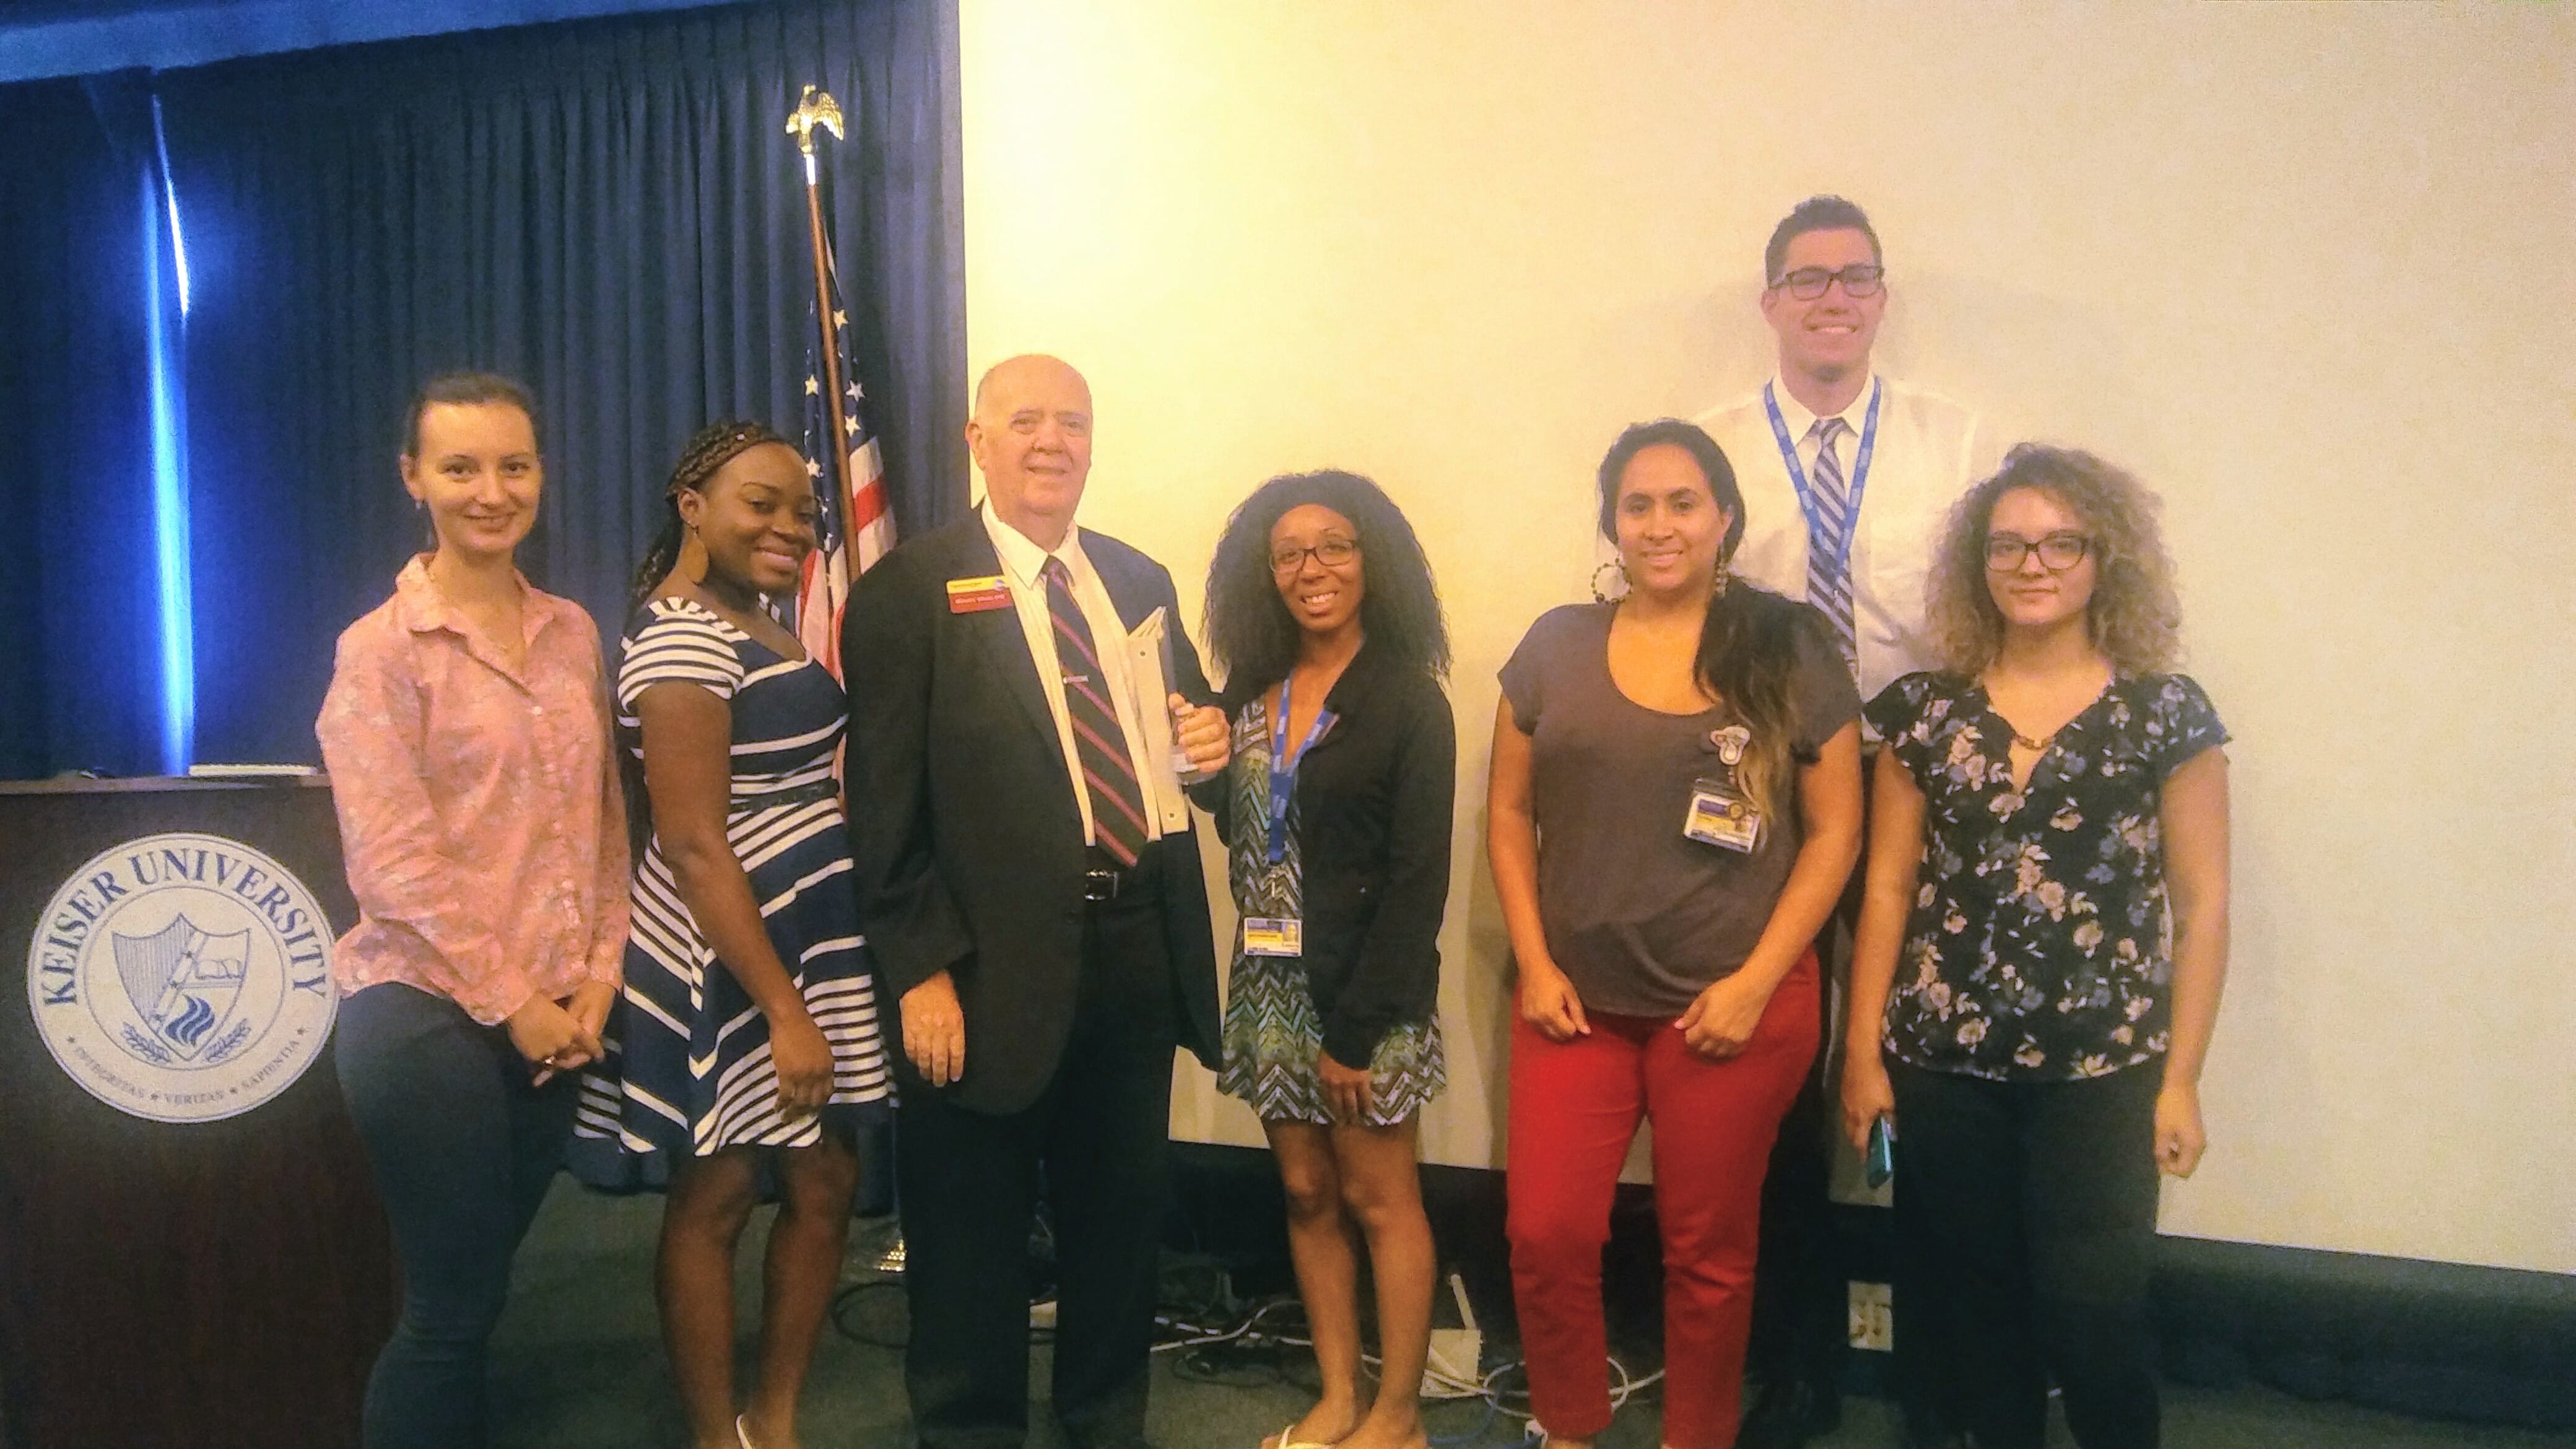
[786,85,857,516]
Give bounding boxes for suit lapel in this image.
[947,525,1063,758]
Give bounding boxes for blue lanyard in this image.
[1763,376,1882,583]
[1266,674,1336,866]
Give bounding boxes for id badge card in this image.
[1684,775,1764,853]
[1243,917,1303,957]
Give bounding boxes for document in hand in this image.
[1121,607,1193,832]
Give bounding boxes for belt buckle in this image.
[1081,867,1120,903]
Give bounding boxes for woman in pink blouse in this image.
[316,372,630,1449]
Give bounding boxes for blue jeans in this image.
[336,983,575,1449]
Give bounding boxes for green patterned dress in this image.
[1216,696,1445,1126]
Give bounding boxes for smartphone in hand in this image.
[1865,1113,1895,1188]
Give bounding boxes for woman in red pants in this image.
[1487,419,1863,1449]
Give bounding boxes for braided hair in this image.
[627,419,795,619]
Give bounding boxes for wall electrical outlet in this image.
[1848,1281,1894,1352]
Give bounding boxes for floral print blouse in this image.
[1864,671,2227,1082]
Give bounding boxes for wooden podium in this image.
[1,777,393,1449]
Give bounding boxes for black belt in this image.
[729,780,838,811]
[1081,840,1160,903]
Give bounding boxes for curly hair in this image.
[625,419,795,619]
[1926,443,2184,676]
[1203,470,1448,703]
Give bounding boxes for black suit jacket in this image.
[842,516,1224,1115]
[1208,639,1455,1069]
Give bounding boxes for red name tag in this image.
[946,575,1011,614]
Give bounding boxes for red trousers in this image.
[1505,954,1819,1449]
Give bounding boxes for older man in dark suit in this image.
[843,354,1231,1449]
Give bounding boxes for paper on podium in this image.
[1122,607,1193,832]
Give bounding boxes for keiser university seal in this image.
[27,832,336,1124]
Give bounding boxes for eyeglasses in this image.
[1985,533,2093,572]
[1769,264,1886,300]
[1271,538,1359,573]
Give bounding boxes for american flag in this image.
[794,245,894,678]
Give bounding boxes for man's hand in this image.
[1172,694,1231,780]
[902,970,967,1086]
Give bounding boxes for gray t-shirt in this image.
[1498,601,1859,1017]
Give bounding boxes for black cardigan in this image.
[1204,639,1456,1068]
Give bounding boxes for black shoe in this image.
[1736,1378,1842,1449]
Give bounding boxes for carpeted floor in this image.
[489,1183,2570,1449]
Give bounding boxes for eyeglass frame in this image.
[1766,263,1887,300]
[1983,532,2095,573]
[1270,537,1361,573]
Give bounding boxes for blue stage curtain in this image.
[0,77,171,779]
[150,0,967,768]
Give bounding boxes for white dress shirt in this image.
[981,502,1165,845]
[1695,372,1985,707]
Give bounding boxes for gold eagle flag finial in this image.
[785,85,845,157]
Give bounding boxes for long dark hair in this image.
[1596,419,1830,819]
[625,419,793,619]
[1203,469,1448,702]
[402,371,537,457]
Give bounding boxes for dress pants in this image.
[1889,1060,2164,1449]
[897,851,1179,1449]
[335,982,575,1449]
[1506,954,1819,1449]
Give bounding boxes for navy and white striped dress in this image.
[571,599,889,1185]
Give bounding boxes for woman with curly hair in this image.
[1201,470,1453,1449]
[572,420,891,1449]
[1841,444,2231,1449]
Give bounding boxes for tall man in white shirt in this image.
[1695,196,1985,1449]
[844,354,1234,1449]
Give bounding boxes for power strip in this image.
[1424,1272,1482,1398]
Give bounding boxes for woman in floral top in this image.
[1842,445,2229,1449]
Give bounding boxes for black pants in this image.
[897,867,1179,1449]
[335,983,574,1449]
[1889,1060,2164,1449]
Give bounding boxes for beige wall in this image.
[957,0,2576,1274]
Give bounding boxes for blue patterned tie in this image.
[1040,557,1151,865]
[1804,416,1858,673]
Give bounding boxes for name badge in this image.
[946,575,1011,613]
[1242,917,1303,957]
[1684,775,1764,854]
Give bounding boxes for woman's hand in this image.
[1316,1048,1375,1123]
[507,994,601,1085]
[1841,1049,1896,1151]
[1517,960,1590,1042]
[565,978,617,1046]
[769,1002,836,1117]
[1676,970,1772,1060]
[2155,1081,2207,1177]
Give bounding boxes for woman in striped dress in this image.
[573,420,890,1449]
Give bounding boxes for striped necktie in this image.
[1804,416,1858,673]
[1039,556,1151,865]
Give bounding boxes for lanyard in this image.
[1763,376,1883,583]
[1266,674,1336,866]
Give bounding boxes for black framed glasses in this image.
[1271,538,1359,573]
[1769,263,1885,300]
[1985,533,2093,572]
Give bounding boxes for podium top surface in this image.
[0,774,332,796]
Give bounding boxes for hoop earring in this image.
[1590,559,1630,604]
